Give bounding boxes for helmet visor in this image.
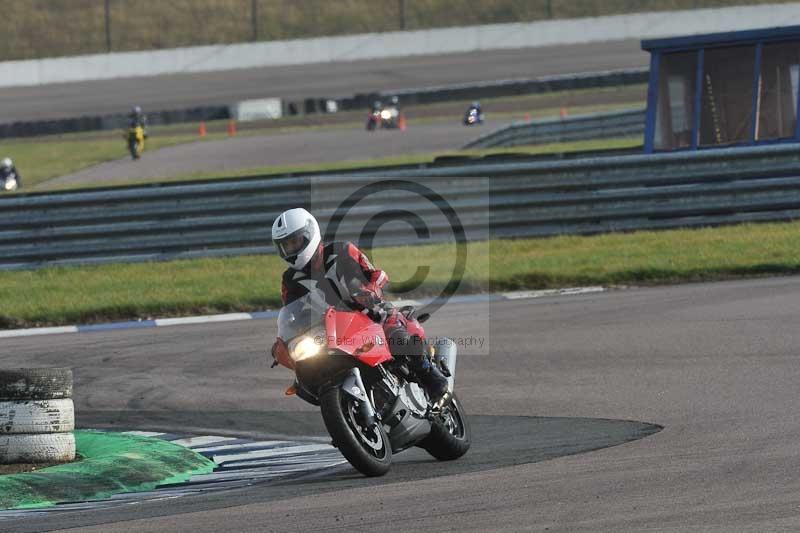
[273,226,312,262]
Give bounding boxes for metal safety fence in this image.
[1,143,799,270]
[463,109,646,149]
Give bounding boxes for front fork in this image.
[341,367,377,427]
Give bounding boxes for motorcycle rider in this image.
[466,101,482,118]
[128,106,148,136]
[1,158,21,188]
[271,208,449,401]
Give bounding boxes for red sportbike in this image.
[272,291,470,476]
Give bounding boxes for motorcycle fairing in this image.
[325,308,393,367]
[273,338,295,370]
[382,381,432,452]
[405,317,426,340]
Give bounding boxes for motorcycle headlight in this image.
[4,181,13,191]
[289,332,324,362]
[380,109,392,120]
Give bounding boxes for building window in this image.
[699,46,757,146]
[654,51,697,150]
[756,41,800,141]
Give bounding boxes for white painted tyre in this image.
[0,433,75,464]
[0,399,74,434]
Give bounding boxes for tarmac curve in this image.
[2,277,799,531]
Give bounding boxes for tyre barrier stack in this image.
[0,369,75,464]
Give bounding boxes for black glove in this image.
[269,340,280,368]
[351,288,377,309]
[366,305,387,324]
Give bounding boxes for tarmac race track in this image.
[3,276,799,531]
[44,120,495,188]
[0,40,647,122]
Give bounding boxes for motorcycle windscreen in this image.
[325,308,393,366]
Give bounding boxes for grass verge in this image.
[2,221,799,329]
[9,134,201,189]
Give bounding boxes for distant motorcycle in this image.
[366,105,402,130]
[126,126,146,159]
[464,107,484,126]
[2,172,18,192]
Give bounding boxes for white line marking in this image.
[220,458,345,470]
[502,287,606,300]
[189,469,301,483]
[0,326,78,338]
[213,444,334,464]
[218,454,343,468]
[121,431,166,438]
[192,440,289,453]
[155,313,253,327]
[169,436,239,448]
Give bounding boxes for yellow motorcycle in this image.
[126,126,145,160]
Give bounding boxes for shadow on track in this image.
[80,410,662,483]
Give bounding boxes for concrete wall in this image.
[1,3,799,89]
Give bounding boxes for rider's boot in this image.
[387,327,449,402]
[418,361,449,403]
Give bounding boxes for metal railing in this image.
[2,143,800,270]
[463,109,646,149]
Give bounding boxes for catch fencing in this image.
[1,143,800,270]
[463,109,645,149]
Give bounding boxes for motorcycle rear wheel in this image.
[320,385,392,477]
[420,393,471,461]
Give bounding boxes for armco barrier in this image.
[380,69,648,107]
[463,109,646,149]
[2,144,800,270]
[0,105,231,140]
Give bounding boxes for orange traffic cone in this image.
[560,107,568,119]
[198,121,207,137]
[227,120,237,136]
[398,114,406,131]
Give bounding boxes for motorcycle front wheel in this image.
[320,385,392,477]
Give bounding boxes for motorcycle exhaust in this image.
[429,337,458,393]
[427,337,458,410]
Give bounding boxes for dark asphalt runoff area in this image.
[2,276,799,531]
[44,120,496,188]
[0,40,647,122]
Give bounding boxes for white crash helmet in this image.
[272,208,321,270]
[1,158,12,169]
